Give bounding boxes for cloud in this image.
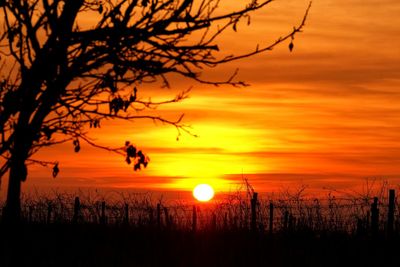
[17,0,400,195]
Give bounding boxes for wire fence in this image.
[1,188,399,235]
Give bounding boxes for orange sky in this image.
[3,0,400,198]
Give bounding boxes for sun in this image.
[193,184,215,202]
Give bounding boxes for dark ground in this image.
[1,224,398,267]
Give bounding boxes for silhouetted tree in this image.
[0,0,310,223]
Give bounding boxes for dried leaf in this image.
[52,163,59,178]
[289,42,294,52]
[134,163,141,171]
[127,145,137,157]
[73,139,80,152]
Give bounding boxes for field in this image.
[1,187,400,267]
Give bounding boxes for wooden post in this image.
[124,203,129,225]
[100,201,106,224]
[269,202,274,234]
[250,192,258,232]
[371,197,379,235]
[283,210,289,231]
[156,203,161,229]
[164,207,170,228]
[192,205,197,232]
[73,197,80,223]
[148,207,154,226]
[47,203,52,224]
[387,189,395,236]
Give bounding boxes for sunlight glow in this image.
[193,184,215,202]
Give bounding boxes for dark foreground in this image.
[1,224,398,267]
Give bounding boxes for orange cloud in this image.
[2,0,400,199]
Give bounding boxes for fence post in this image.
[100,201,106,224]
[156,203,161,229]
[47,203,52,224]
[269,202,274,234]
[387,189,395,236]
[73,197,81,223]
[250,192,258,232]
[124,203,129,225]
[148,207,154,226]
[371,197,379,236]
[192,205,197,232]
[164,207,170,228]
[283,210,289,231]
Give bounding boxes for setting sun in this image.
[193,184,215,202]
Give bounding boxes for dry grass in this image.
[2,180,398,235]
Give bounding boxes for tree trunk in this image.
[3,156,26,224]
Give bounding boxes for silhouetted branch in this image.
[0,0,311,220]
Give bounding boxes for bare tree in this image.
[0,0,311,223]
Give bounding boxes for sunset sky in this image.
[4,0,400,198]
